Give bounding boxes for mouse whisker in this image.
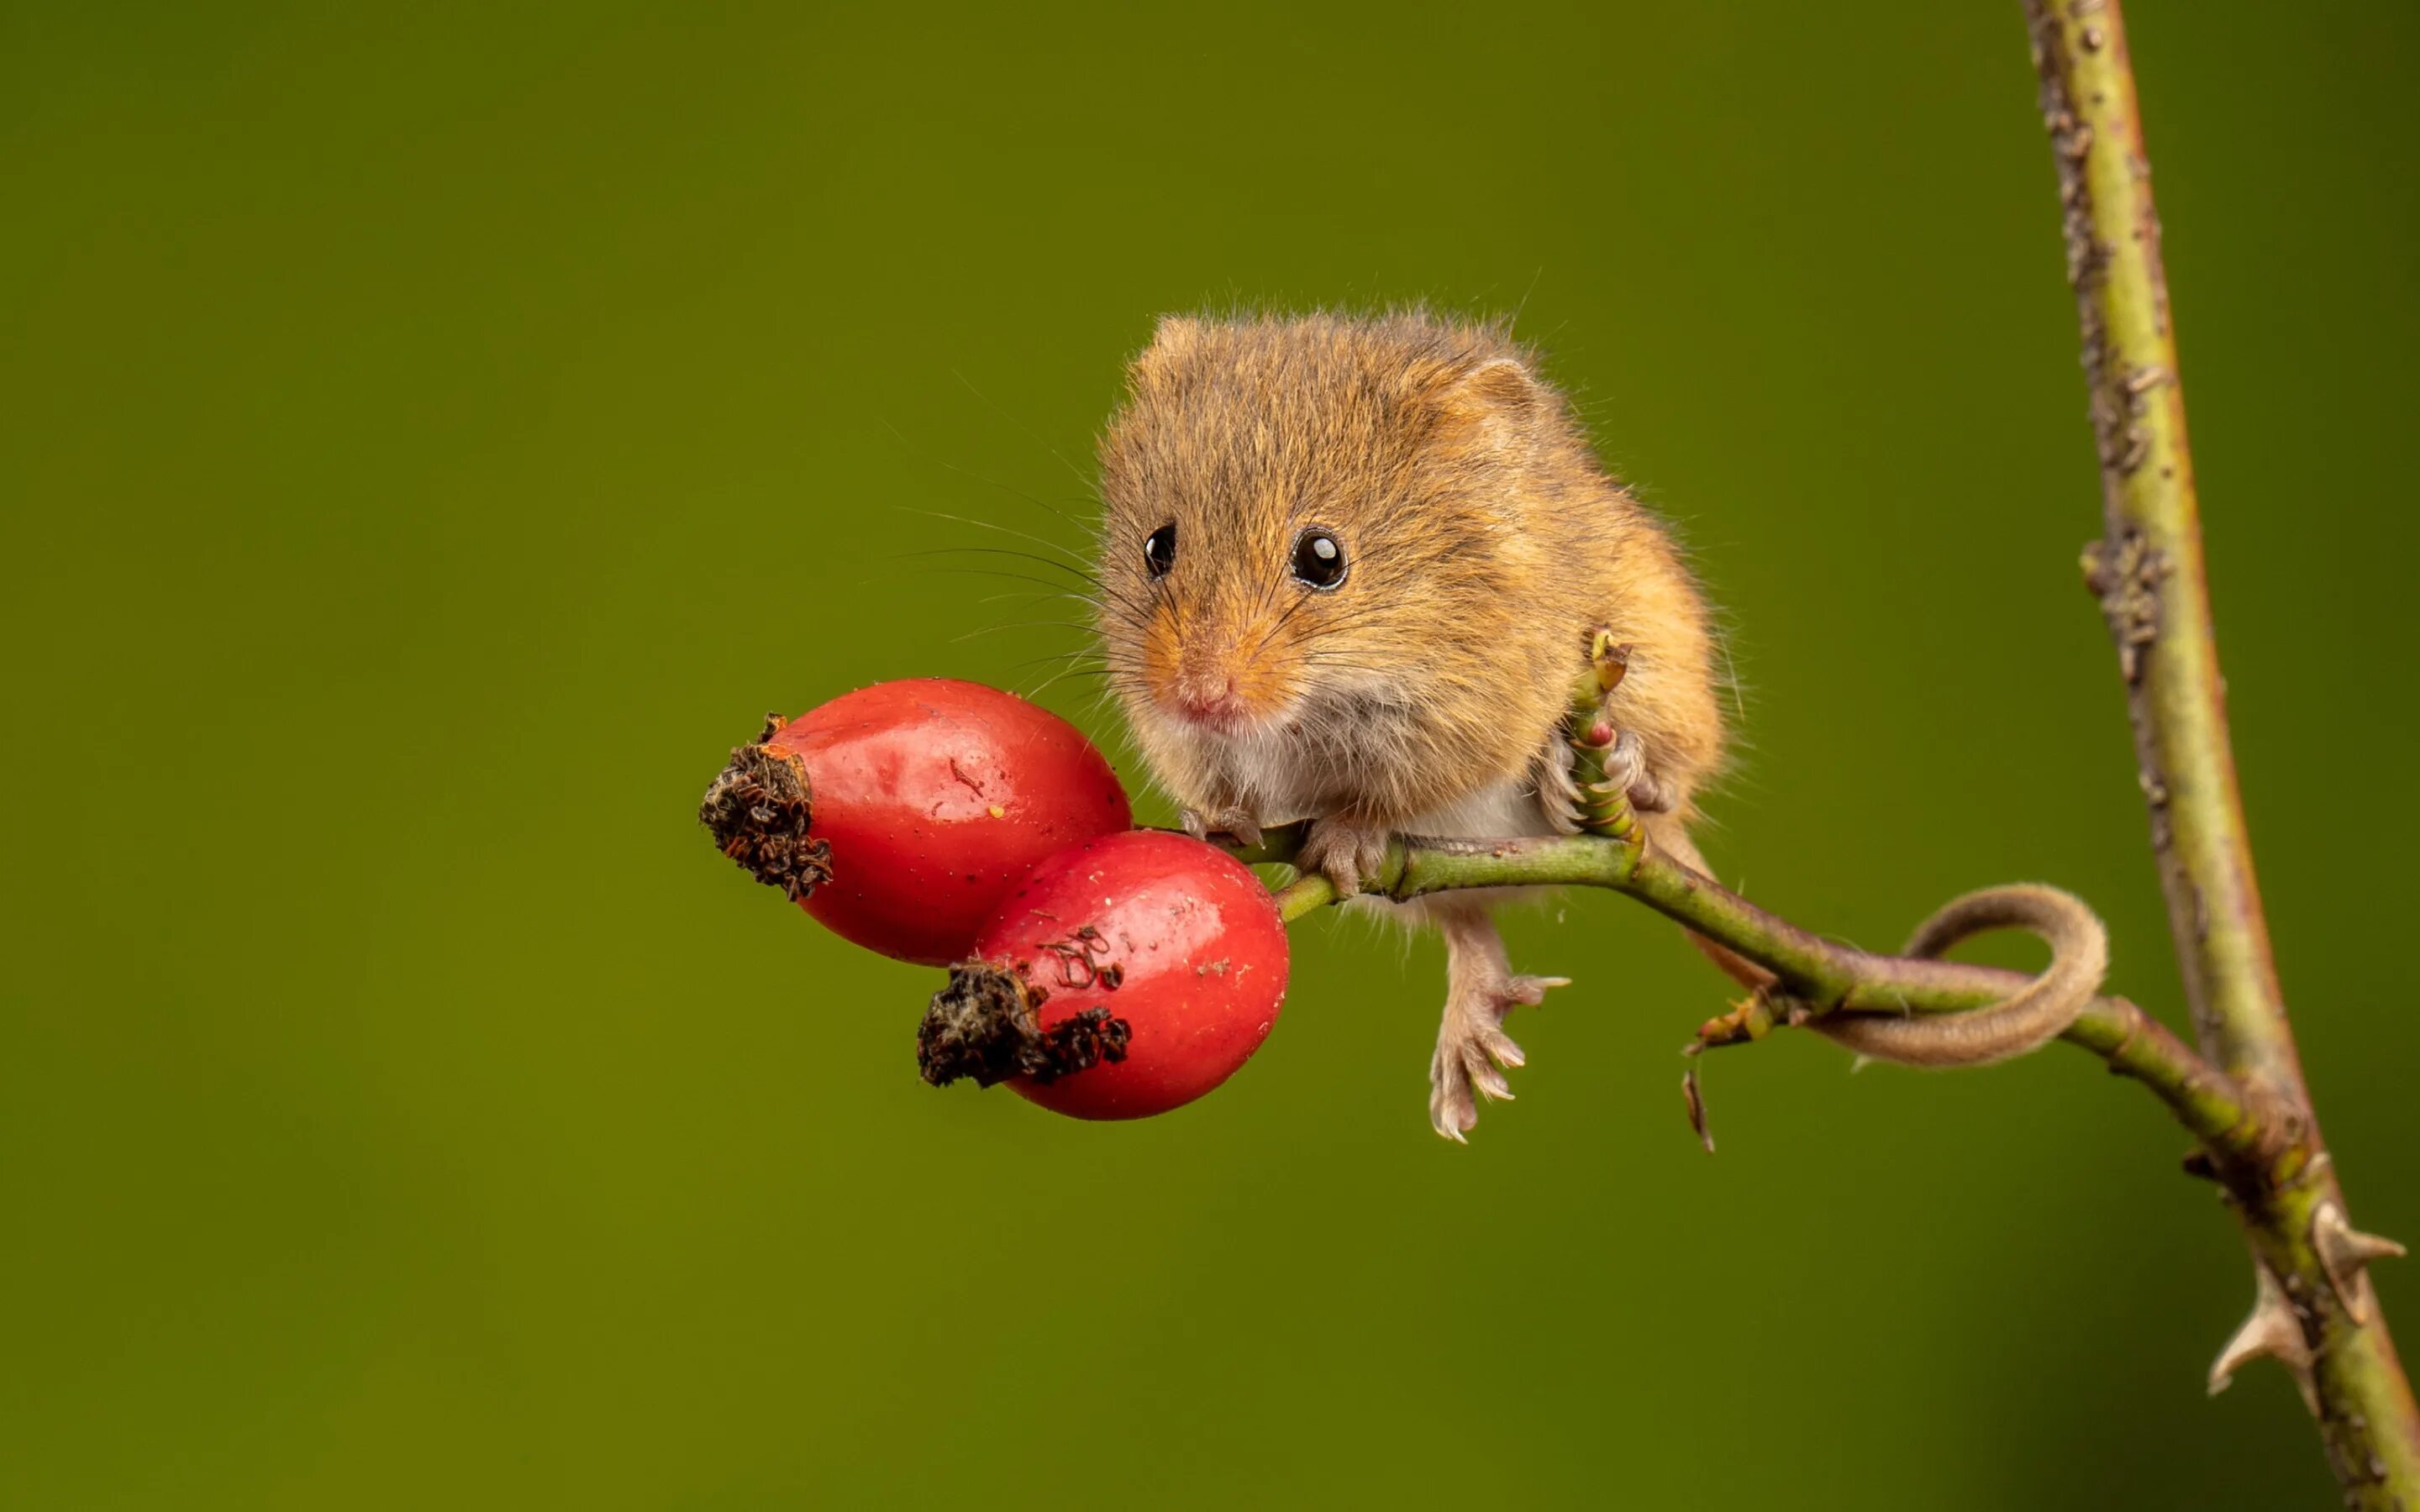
[1024,662,1120,700]
[895,544,1100,588]
[969,587,1098,610]
[874,409,1098,529]
[1013,641,1110,665]
[920,564,1099,598]
[943,366,1102,500]
[890,505,1096,575]
[949,620,1102,644]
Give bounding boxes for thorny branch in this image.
[1219,6,2417,1500]
[2027,0,2417,1502]
[1224,818,2279,1178]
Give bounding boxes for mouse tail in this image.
[1813,884,2108,1067]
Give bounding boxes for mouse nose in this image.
[1175,675,1243,719]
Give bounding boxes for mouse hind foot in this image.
[1427,899,1569,1142]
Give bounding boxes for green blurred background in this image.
[6,2,2415,1505]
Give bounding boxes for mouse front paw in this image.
[1297,815,1394,896]
[1180,805,1264,849]
[1428,971,1570,1142]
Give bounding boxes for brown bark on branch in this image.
[2023,1,2419,1499]
[1217,10,2417,1494]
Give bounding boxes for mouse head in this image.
[1096,311,1558,755]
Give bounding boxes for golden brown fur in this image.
[1095,309,1724,1139]
[1096,309,1724,845]
[1092,310,2105,1134]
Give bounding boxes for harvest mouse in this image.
[1092,309,2101,1139]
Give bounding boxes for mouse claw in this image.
[1597,730,1647,795]
[1299,816,1392,896]
[1426,972,1565,1142]
[1627,769,1677,816]
[1429,1022,1526,1140]
[1508,974,1570,1005]
[1180,806,1263,849]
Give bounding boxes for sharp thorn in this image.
[2208,1263,2318,1416]
[2312,1200,2407,1326]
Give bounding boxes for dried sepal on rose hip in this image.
[919,830,1288,1120]
[915,964,1130,1089]
[698,716,831,900]
[700,678,1132,966]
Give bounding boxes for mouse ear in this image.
[1445,356,1537,415]
[1128,314,1205,385]
[1149,314,1203,355]
[1433,356,1540,448]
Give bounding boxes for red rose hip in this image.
[916,830,1289,1120]
[700,679,1131,965]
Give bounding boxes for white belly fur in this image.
[1402,775,1555,842]
[1348,774,1559,929]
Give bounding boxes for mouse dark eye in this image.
[1144,522,1177,579]
[1290,527,1347,589]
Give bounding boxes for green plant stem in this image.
[2024,1,2417,1500]
[1234,10,2414,1494]
[1244,824,2270,1166]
